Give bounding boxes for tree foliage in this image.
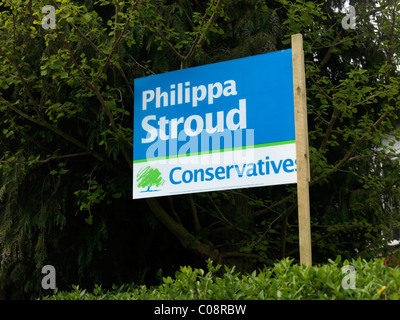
[0,0,399,299]
[44,257,400,300]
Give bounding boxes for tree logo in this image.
[136,166,165,192]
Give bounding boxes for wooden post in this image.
[291,34,312,266]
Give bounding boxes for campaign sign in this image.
[133,49,296,199]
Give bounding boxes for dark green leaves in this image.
[44,257,400,300]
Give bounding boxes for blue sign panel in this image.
[133,49,296,199]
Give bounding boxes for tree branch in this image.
[0,152,91,165]
[54,30,119,134]
[145,198,220,260]
[0,50,41,119]
[220,252,260,260]
[0,96,105,162]
[189,194,201,233]
[317,30,343,70]
[140,14,185,60]
[97,0,142,80]
[55,29,134,168]
[310,107,395,188]
[139,0,225,69]
[50,0,134,98]
[252,193,296,218]
[182,0,224,67]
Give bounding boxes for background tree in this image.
[0,0,399,299]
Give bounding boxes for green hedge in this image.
[43,257,400,300]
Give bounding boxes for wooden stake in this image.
[292,34,312,266]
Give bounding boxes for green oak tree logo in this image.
[136,166,165,192]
